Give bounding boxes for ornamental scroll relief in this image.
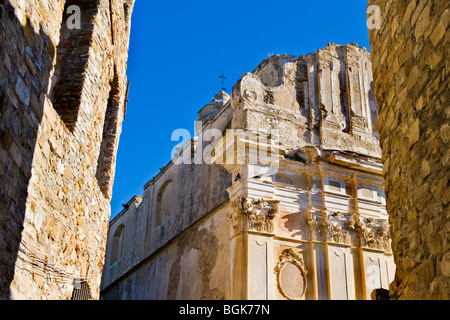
[230,196,280,233]
[304,211,391,252]
[274,249,308,300]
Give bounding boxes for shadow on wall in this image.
[371,288,389,300]
[0,0,52,299]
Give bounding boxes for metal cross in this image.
[219,74,227,92]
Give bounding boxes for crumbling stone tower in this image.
[368,0,449,299]
[0,0,134,299]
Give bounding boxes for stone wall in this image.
[100,96,233,298]
[368,0,449,299]
[0,0,134,299]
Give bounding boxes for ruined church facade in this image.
[101,43,395,300]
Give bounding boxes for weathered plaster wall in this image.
[368,0,449,299]
[101,202,237,300]
[100,97,233,298]
[0,0,134,299]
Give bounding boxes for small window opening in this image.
[329,180,342,192]
[110,224,124,265]
[155,180,173,227]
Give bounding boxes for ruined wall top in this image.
[230,43,381,161]
[0,0,135,299]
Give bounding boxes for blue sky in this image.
[110,0,372,218]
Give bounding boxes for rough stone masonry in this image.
[368,0,449,299]
[0,0,134,299]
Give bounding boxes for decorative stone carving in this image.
[366,217,377,227]
[364,229,377,249]
[231,196,280,233]
[354,216,391,250]
[321,211,346,244]
[378,222,392,253]
[354,216,368,247]
[331,224,344,243]
[316,211,392,249]
[333,211,344,220]
[345,214,356,230]
[304,211,318,241]
[274,249,308,300]
[243,89,257,102]
[343,214,356,244]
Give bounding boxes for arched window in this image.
[110,224,124,265]
[154,180,173,227]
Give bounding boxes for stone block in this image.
[14,76,30,105]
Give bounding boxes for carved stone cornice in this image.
[303,210,391,252]
[321,211,352,245]
[274,249,307,274]
[230,196,280,233]
[354,216,391,251]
